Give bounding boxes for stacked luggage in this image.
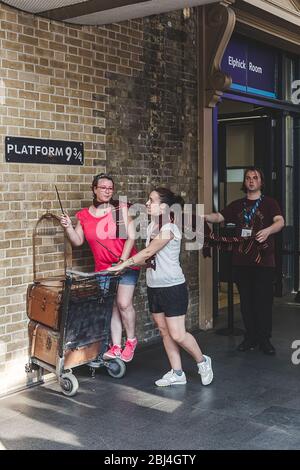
[25,212,125,397]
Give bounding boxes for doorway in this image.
[214,98,298,317]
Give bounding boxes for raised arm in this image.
[60,214,85,247]
[119,209,136,261]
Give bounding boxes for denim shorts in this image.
[96,269,139,292]
[118,268,139,286]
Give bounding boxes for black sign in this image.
[5,137,84,165]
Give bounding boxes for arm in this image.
[108,230,174,272]
[119,214,135,261]
[60,214,85,247]
[255,215,285,243]
[204,212,224,224]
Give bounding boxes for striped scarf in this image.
[203,226,268,264]
[183,216,268,264]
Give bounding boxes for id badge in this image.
[241,228,252,238]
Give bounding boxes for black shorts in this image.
[147,282,188,317]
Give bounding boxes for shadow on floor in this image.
[0,295,300,450]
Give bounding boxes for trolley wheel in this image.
[106,357,126,379]
[59,373,79,397]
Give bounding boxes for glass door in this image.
[217,109,283,306]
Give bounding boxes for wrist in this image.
[126,257,135,266]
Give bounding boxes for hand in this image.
[59,212,72,229]
[255,228,271,243]
[107,263,126,273]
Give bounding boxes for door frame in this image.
[213,93,300,318]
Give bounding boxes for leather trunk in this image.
[27,283,62,330]
[28,321,101,368]
[28,321,59,366]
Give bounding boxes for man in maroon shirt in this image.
[205,167,285,355]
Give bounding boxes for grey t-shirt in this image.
[146,222,185,288]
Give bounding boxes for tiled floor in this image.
[0,295,300,450]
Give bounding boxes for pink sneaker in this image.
[103,344,122,360]
[121,338,138,362]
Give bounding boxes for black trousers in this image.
[233,266,275,343]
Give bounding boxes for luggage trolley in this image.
[25,212,126,397]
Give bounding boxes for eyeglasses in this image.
[96,186,114,192]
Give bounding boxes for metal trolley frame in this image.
[25,212,126,396]
[26,270,126,397]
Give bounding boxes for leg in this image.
[116,284,139,362]
[253,267,275,352]
[110,301,123,346]
[165,315,213,386]
[98,276,123,360]
[116,284,136,339]
[234,266,256,343]
[165,315,204,363]
[153,313,182,370]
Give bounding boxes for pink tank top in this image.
[76,207,138,272]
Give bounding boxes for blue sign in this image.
[221,36,277,99]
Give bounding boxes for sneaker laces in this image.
[124,339,137,351]
[198,360,209,374]
[110,344,122,355]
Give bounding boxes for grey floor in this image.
[1,295,300,450]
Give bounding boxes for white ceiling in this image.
[1,0,219,25]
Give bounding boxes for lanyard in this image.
[243,195,263,227]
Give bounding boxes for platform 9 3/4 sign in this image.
[5,137,84,165]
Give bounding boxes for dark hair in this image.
[92,173,115,207]
[154,187,185,208]
[153,187,185,224]
[241,167,265,193]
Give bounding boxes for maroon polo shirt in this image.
[220,195,283,267]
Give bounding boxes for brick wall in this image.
[0,3,198,395]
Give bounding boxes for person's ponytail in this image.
[154,187,184,225]
[173,194,185,209]
[154,187,184,207]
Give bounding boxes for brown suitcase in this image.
[28,320,59,366]
[28,321,101,368]
[27,283,63,330]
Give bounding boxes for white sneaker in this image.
[198,355,213,385]
[155,370,187,387]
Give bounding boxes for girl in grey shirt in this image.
[109,187,213,387]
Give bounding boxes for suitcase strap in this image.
[31,323,39,357]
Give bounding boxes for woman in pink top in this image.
[60,173,139,363]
